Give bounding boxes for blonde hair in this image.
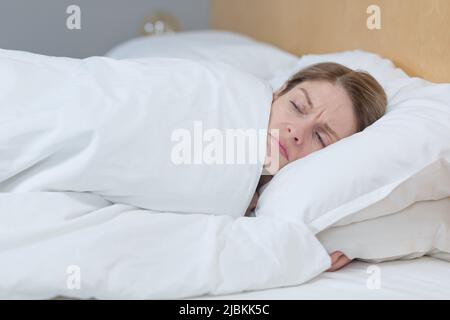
[279,62,387,132]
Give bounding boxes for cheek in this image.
[269,102,289,128]
[288,140,320,163]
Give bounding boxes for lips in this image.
[269,133,289,161]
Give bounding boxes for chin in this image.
[263,157,289,175]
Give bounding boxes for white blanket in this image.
[0,192,330,299]
[0,49,271,217]
[0,49,331,299]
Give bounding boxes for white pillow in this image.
[269,50,409,91]
[316,198,450,263]
[105,30,298,80]
[255,51,450,235]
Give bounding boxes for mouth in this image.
[269,133,289,161]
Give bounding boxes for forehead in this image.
[291,80,357,137]
[293,80,350,107]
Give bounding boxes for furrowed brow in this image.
[298,86,342,142]
[299,87,314,110]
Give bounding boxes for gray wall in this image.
[0,0,210,58]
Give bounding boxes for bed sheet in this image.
[195,257,450,300]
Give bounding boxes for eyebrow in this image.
[299,87,314,110]
[299,87,341,142]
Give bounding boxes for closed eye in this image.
[315,132,326,148]
[290,100,304,114]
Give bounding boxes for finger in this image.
[328,254,351,272]
[329,251,344,265]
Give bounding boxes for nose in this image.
[287,126,302,145]
[288,113,320,145]
[287,122,311,145]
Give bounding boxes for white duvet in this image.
[0,49,331,299]
[0,192,330,299]
[0,49,272,217]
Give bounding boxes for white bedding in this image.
[196,257,450,300]
[0,48,336,299]
[0,192,330,299]
[1,41,448,300]
[0,48,272,217]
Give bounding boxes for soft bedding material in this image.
[0,48,334,299]
[1,42,449,299]
[197,257,450,300]
[0,192,330,299]
[317,198,450,262]
[0,48,272,217]
[105,30,298,80]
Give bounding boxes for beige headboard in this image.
[211,0,450,83]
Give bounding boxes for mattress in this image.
[195,257,450,300]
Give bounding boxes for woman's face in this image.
[264,80,358,174]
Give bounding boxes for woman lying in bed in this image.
[245,62,387,271]
[1,53,385,273]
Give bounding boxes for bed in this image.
[197,0,450,300]
[196,258,450,300]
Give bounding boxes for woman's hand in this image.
[327,251,352,271]
[244,191,259,216]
